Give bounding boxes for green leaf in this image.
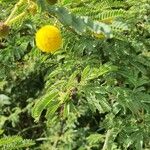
[32,90,58,122]
[37,0,46,12]
[48,6,112,36]
[0,135,35,149]
[45,99,61,120]
[87,133,104,145]
[0,94,11,107]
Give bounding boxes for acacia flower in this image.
[35,25,62,53]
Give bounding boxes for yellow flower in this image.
[100,18,114,24]
[93,33,105,39]
[28,1,38,15]
[35,25,62,53]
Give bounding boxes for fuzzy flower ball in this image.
[35,25,62,53]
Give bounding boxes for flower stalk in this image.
[6,12,27,25]
[5,0,25,25]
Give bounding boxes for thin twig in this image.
[7,12,27,25]
[5,0,25,24]
[102,129,112,150]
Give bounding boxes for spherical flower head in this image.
[28,1,38,15]
[35,25,62,53]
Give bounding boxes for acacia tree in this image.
[0,0,150,149]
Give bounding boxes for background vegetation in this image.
[0,0,150,149]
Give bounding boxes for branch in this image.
[102,129,112,150]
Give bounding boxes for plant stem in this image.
[102,129,112,150]
[5,0,25,25]
[7,12,27,25]
[18,124,43,135]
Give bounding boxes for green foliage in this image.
[0,0,150,149]
[0,135,35,150]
